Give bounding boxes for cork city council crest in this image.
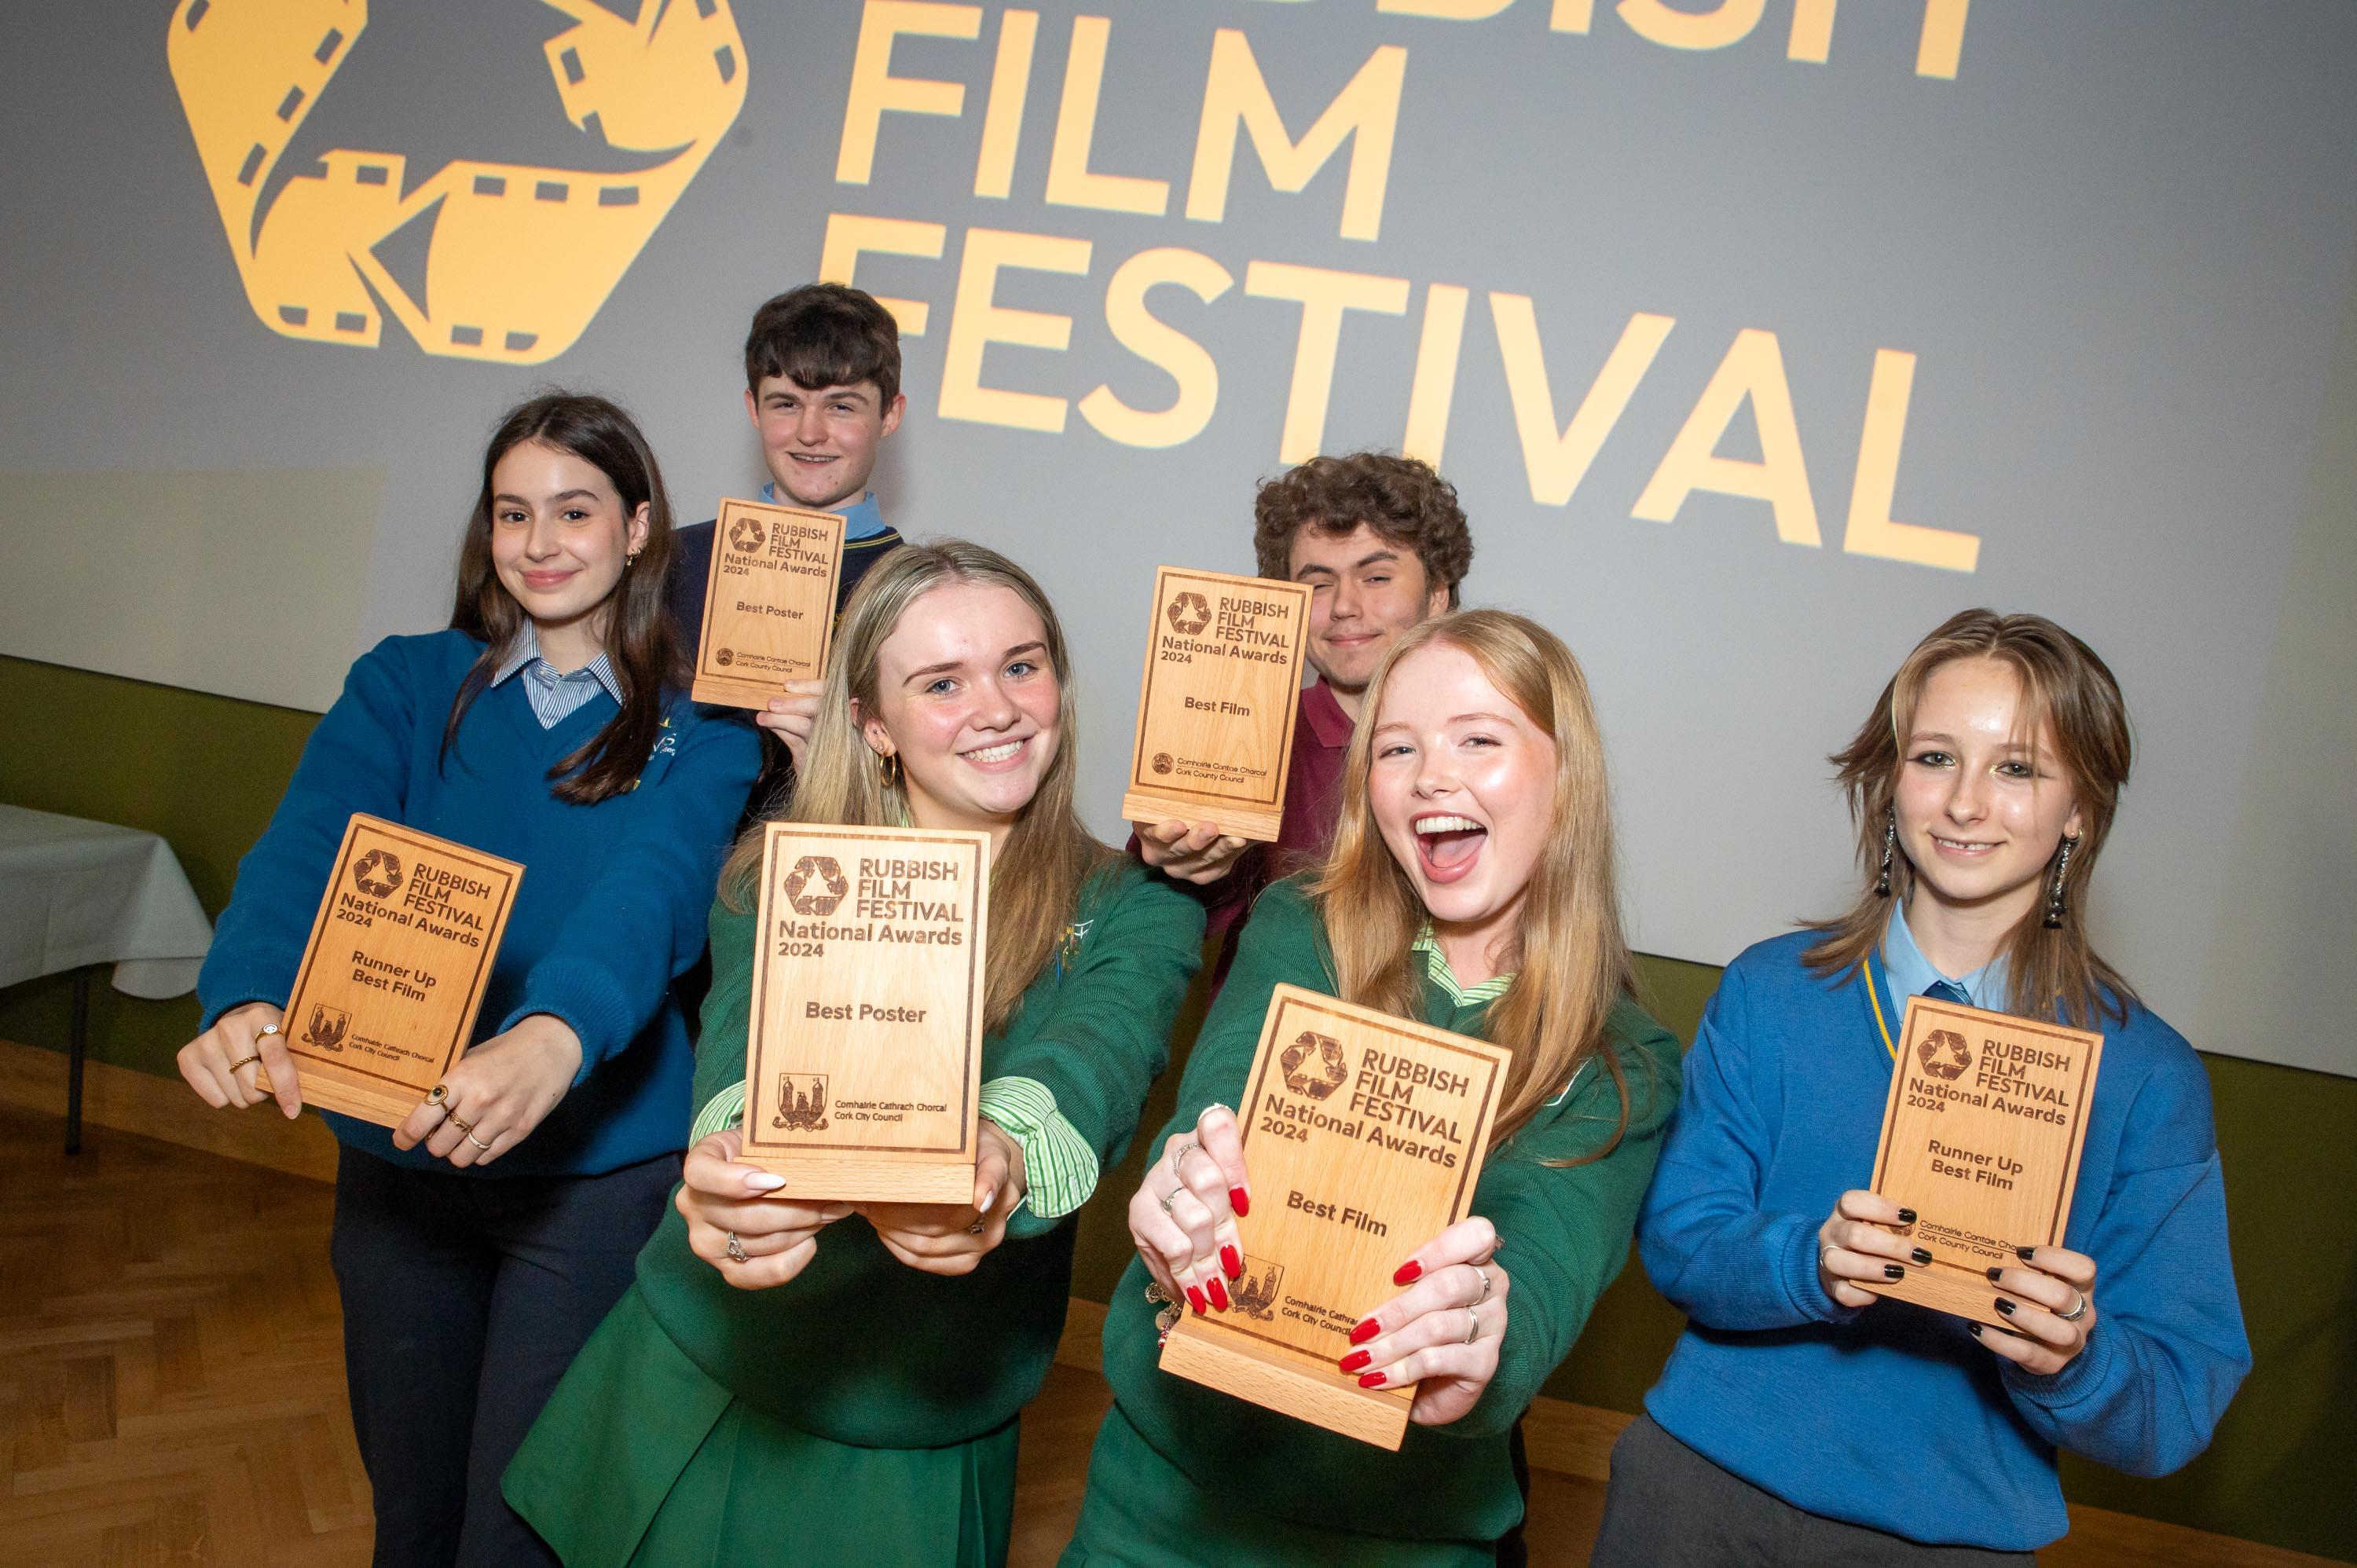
[1918,1028,1974,1081]
[167,0,747,365]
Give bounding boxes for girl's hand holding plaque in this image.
[676,1127,855,1291]
[1130,1102,1253,1315]
[391,1012,582,1169]
[1971,1244,2099,1375]
[860,1120,1028,1276]
[1337,1216,1508,1427]
[177,999,299,1118]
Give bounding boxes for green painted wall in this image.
[4,652,2349,1562]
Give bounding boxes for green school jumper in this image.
[1064,879,1682,1566]
[504,860,1204,1568]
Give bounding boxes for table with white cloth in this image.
[0,804,217,1151]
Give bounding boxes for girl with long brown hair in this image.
[504,540,1207,1567]
[176,393,761,1565]
[1595,610,2250,1565]
[1065,609,1681,1565]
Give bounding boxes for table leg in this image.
[67,966,92,1155]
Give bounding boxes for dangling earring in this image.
[1875,811,1897,899]
[2044,833,2080,929]
[878,749,901,790]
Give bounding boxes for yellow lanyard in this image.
[1864,956,1899,1062]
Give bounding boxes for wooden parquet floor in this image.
[4,1103,2341,1567]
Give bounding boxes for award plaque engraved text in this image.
[1120,566,1312,842]
[261,814,522,1127]
[740,822,990,1203]
[690,496,849,709]
[1160,984,1511,1449]
[1864,992,2104,1328]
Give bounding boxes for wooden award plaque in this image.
[1863,993,2104,1328]
[1160,984,1511,1449]
[1120,566,1313,842]
[689,496,849,709]
[260,815,522,1127]
[739,822,990,1203]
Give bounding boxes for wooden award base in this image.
[1163,1315,1412,1449]
[1120,789,1283,844]
[755,1153,977,1205]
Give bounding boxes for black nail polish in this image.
[1884,1263,1905,1280]
[1912,1247,1932,1266]
[1986,1266,2003,1282]
[1897,1208,1919,1225]
[2015,1245,2036,1262]
[1995,1298,2017,1317]
[1969,1323,1984,1338]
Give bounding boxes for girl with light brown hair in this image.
[505,540,1208,1567]
[1597,610,2249,1565]
[1064,609,1681,1566]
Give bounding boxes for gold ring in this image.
[424,1084,449,1108]
[255,1023,281,1039]
[225,1053,263,1072]
[446,1113,475,1134]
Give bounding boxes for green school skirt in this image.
[1058,1402,1492,1568]
[504,1285,1017,1568]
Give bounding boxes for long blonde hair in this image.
[1804,609,2135,1029]
[1312,610,1636,1155]
[721,540,1112,1032]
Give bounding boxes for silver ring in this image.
[2060,1290,2088,1323]
[1473,1266,1492,1305]
[725,1231,748,1264]
[1157,1185,1184,1215]
[1464,1306,1480,1345]
[967,1218,987,1236]
[1819,1244,1839,1270]
[465,1130,493,1153]
[1170,1139,1200,1168]
[1201,1103,1233,1119]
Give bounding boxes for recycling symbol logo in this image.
[728,517,767,555]
[1166,592,1212,636]
[1918,1028,1974,1081]
[351,848,405,900]
[783,855,849,917]
[1280,1031,1349,1101]
[167,0,747,365]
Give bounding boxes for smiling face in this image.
[1288,522,1452,711]
[1367,642,1559,965]
[744,374,904,511]
[488,439,648,653]
[860,581,1061,840]
[1894,656,2084,925]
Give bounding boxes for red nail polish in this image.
[1339,1349,1371,1372]
[1186,1286,1208,1315]
[1358,1370,1387,1388]
[1394,1259,1422,1286]
[1207,1277,1230,1311]
[1230,1187,1252,1217]
[1220,1244,1242,1280]
[1348,1317,1379,1345]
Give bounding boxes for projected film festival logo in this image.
[167,0,746,365]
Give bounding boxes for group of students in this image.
[177,284,2250,1568]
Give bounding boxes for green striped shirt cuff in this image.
[684,1075,1098,1222]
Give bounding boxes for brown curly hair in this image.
[1252,452,1472,606]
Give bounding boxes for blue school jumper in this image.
[197,629,761,1177]
[1634,928,2250,1552]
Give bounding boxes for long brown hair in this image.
[442,393,683,804]
[1803,609,2136,1028]
[720,540,1112,1033]
[1312,610,1637,1155]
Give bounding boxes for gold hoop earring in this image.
[878,750,901,790]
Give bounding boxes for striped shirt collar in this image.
[1413,923,1514,1007]
[490,624,624,728]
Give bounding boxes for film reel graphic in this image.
[167,0,746,365]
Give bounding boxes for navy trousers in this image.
[328,1144,680,1568]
